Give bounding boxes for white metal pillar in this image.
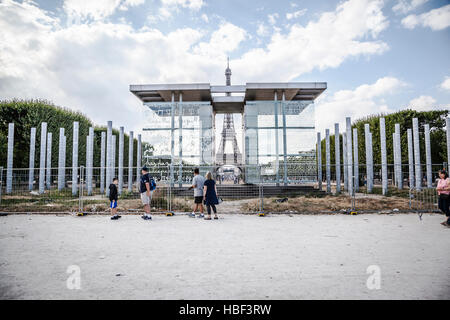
[38,122,47,194]
[46,132,52,189]
[100,131,106,194]
[58,128,65,191]
[335,123,341,194]
[72,122,79,195]
[28,127,36,191]
[424,124,432,188]
[325,129,331,193]
[282,91,288,185]
[343,132,348,191]
[170,92,175,187]
[118,127,124,194]
[106,121,112,196]
[274,91,280,186]
[412,118,421,190]
[6,123,14,194]
[353,128,359,192]
[346,117,353,195]
[380,117,387,195]
[128,131,134,192]
[394,123,402,189]
[407,128,414,188]
[446,117,450,170]
[317,132,322,191]
[364,124,373,193]
[136,134,141,188]
[178,92,183,187]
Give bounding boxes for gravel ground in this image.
[0,213,449,300]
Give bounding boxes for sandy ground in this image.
[0,213,449,300]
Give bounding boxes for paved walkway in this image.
[0,213,449,299]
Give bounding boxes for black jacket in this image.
[109,184,118,201]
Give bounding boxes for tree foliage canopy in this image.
[0,99,148,169]
[321,109,449,166]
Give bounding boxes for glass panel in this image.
[142,102,213,166]
[244,100,316,184]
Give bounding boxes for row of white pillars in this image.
[5,121,141,195]
[318,116,450,194]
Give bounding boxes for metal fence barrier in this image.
[0,163,446,215]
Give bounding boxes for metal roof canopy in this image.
[130,82,326,113]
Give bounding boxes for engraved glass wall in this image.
[244,100,316,184]
[142,102,213,166]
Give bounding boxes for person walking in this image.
[436,169,450,227]
[203,171,219,220]
[109,177,121,220]
[188,168,205,218]
[140,166,156,221]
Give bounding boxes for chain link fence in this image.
[0,163,446,215]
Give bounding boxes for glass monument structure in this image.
[130,81,326,185]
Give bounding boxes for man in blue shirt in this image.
[140,166,153,220]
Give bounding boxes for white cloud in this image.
[441,77,450,91]
[268,13,279,25]
[193,22,247,58]
[201,13,209,23]
[392,0,428,14]
[161,0,204,10]
[256,23,269,37]
[286,9,307,20]
[156,0,204,20]
[401,4,450,30]
[63,0,144,21]
[407,95,439,111]
[232,0,389,82]
[0,0,393,135]
[315,77,405,133]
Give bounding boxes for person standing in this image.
[436,169,450,227]
[109,177,121,220]
[188,168,205,218]
[140,166,155,220]
[203,171,219,220]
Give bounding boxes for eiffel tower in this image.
[215,58,242,165]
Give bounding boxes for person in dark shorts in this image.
[188,168,205,218]
[140,166,155,220]
[109,177,120,220]
[203,171,219,220]
[436,169,450,227]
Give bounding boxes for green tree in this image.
[0,99,143,169]
[321,109,449,166]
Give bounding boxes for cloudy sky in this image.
[0,0,449,138]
